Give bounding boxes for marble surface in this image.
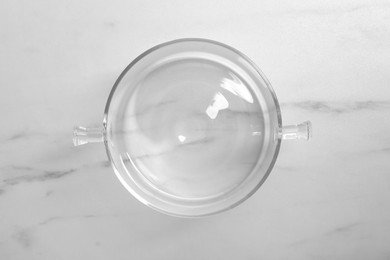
[1,0,390,259]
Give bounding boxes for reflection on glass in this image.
[220,72,253,104]
[206,92,229,120]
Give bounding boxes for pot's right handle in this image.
[278,121,312,141]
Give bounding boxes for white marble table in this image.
[1,0,390,259]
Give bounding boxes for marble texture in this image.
[1,0,390,259]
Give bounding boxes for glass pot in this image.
[73,39,312,217]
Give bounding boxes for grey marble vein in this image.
[282,100,390,114]
[98,161,111,168]
[366,147,390,154]
[2,131,46,144]
[130,135,217,160]
[80,161,111,169]
[0,161,109,189]
[2,160,109,174]
[45,190,53,197]
[6,133,27,142]
[325,223,360,235]
[12,229,32,248]
[103,21,116,28]
[124,107,262,126]
[3,169,76,186]
[290,223,361,247]
[379,147,390,153]
[182,136,216,146]
[39,214,98,226]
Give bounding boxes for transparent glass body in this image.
[73,39,311,217]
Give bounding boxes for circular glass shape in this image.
[103,39,282,217]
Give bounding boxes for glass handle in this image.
[73,126,104,146]
[278,121,312,141]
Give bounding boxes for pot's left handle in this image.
[73,126,104,146]
[278,121,312,141]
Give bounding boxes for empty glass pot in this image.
[73,38,312,217]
